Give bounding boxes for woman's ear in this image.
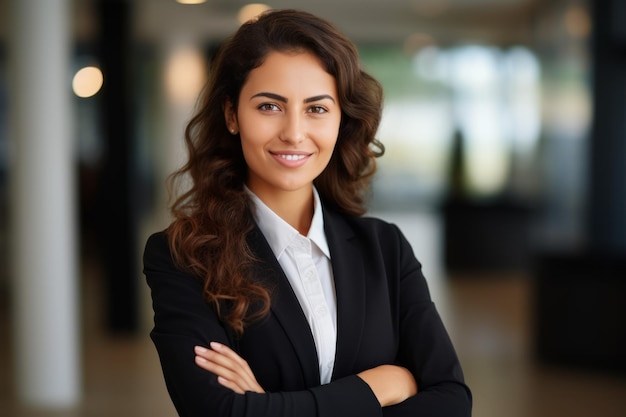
[224,100,239,135]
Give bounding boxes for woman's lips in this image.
[271,151,312,167]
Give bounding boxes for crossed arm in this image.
[145,229,471,416]
[194,341,418,407]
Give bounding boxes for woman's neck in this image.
[252,187,314,236]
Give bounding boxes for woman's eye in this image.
[308,105,327,114]
[258,103,280,111]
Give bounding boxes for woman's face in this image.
[226,50,341,201]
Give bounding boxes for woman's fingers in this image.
[216,376,246,394]
[194,343,264,394]
[195,343,256,386]
[209,342,253,373]
[194,348,250,393]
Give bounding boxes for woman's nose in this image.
[279,112,305,144]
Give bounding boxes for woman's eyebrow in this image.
[304,94,336,104]
[250,92,336,104]
[251,92,287,102]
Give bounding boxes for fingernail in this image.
[194,345,207,353]
[210,341,221,350]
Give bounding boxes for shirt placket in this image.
[291,236,336,384]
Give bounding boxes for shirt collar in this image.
[308,189,331,259]
[246,186,331,260]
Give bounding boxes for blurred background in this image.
[1,0,625,416]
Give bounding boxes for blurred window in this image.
[360,44,542,209]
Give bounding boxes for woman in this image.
[144,9,472,417]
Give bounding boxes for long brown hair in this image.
[167,9,384,335]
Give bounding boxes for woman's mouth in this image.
[277,154,307,161]
[271,152,311,167]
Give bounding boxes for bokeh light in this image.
[72,66,103,98]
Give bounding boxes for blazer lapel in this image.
[247,225,321,386]
[323,207,366,379]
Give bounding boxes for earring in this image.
[230,128,236,134]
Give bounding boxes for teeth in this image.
[279,154,306,161]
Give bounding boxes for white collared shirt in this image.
[247,187,337,384]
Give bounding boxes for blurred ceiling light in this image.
[72,66,103,98]
[176,0,207,4]
[403,32,436,56]
[238,3,271,24]
[413,0,449,18]
[564,3,591,39]
[164,46,206,104]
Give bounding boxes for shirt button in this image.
[314,305,327,317]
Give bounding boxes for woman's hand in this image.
[194,342,265,394]
[194,342,416,405]
[357,365,418,407]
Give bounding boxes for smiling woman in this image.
[143,9,471,417]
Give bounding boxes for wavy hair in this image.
[167,9,384,335]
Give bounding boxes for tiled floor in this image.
[2,260,626,416]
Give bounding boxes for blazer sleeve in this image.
[382,223,472,417]
[143,231,383,417]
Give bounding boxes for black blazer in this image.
[144,205,472,417]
